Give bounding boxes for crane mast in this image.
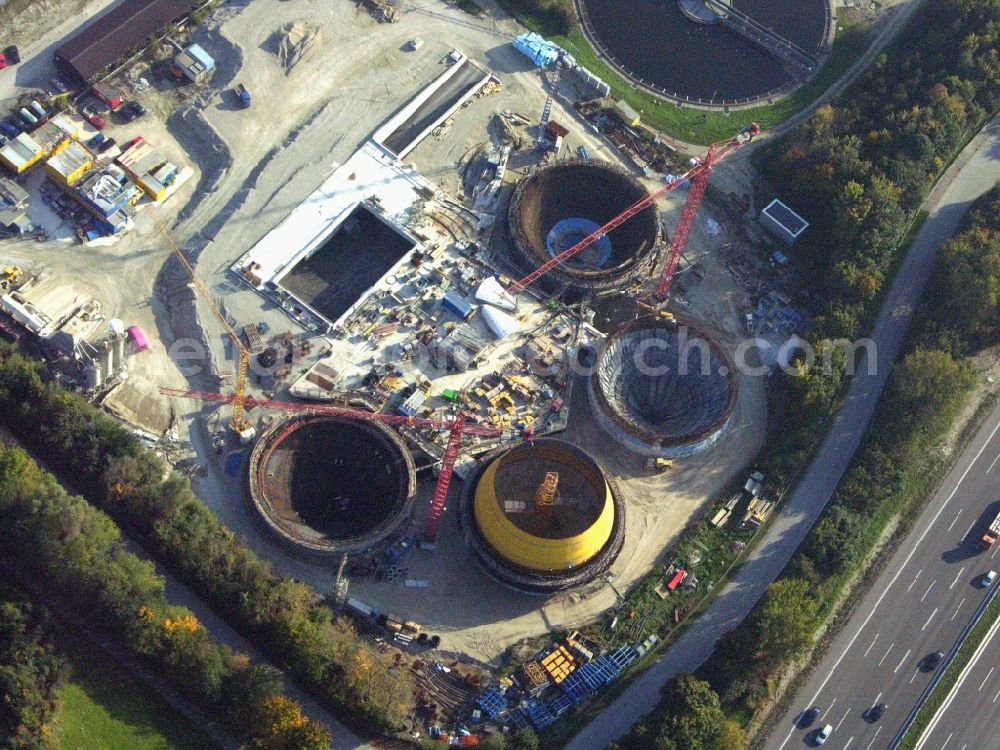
[505,123,760,301]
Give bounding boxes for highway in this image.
[566,116,1000,750]
[767,402,1000,750]
[914,593,1000,750]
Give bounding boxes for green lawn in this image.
[497,4,874,144]
[53,627,218,750]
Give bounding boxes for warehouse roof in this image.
[54,0,200,82]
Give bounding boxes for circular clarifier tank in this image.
[507,160,660,292]
[246,414,416,558]
[590,317,738,457]
[461,439,625,594]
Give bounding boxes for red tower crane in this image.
[504,123,760,301]
[160,387,514,544]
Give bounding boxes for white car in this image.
[815,724,833,745]
[982,570,997,587]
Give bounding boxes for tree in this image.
[803,505,866,576]
[887,348,976,437]
[747,579,819,670]
[510,727,540,750]
[647,675,730,750]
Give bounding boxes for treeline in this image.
[759,0,1000,487]
[0,600,67,750]
[0,444,330,749]
[0,344,412,734]
[612,0,1000,741]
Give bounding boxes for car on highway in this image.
[981,570,997,587]
[922,650,945,671]
[864,702,887,722]
[799,706,820,728]
[812,724,833,745]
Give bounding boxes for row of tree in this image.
[757,0,1000,489]
[613,0,1000,741]
[0,344,412,733]
[0,443,330,749]
[0,600,67,750]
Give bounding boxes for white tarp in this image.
[481,305,521,339]
[475,276,516,311]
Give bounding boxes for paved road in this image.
[566,115,1000,750]
[915,604,1000,750]
[768,401,1000,750]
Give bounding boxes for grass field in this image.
[496,3,874,144]
[52,626,217,750]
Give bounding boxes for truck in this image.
[981,511,1000,548]
[235,83,251,108]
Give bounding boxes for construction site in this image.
[0,0,813,740]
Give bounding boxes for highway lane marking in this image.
[962,519,977,539]
[879,643,895,666]
[941,733,953,749]
[865,726,882,750]
[843,738,854,749]
[992,542,1000,559]
[922,608,938,631]
[949,567,966,590]
[914,608,1000,750]
[987,451,1000,473]
[821,697,837,721]
[979,666,994,691]
[995,685,1000,703]
[776,729,794,750]
[873,692,883,706]
[947,508,963,532]
[836,706,851,730]
[907,570,923,592]
[894,651,911,673]
[952,597,966,620]
[863,634,879,658]
[910,670,919,684]
[921,580,936,601]
[803,418,1000,709]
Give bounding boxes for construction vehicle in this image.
[235,83,251,109]
[159,388,517,543]
[645,457,673,472]
[536,50,565,150]
[981,510,1000,548]
[503,123,761,303]
[150,213,256,443]
[1,266,22,289]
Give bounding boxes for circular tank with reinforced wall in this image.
[460,439,625,594]
[589,316,737,458]
[246,414,416,559]
[506,160,661,293]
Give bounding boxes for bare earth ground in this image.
[0,0,766,664]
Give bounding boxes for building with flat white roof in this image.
[759,198,809,245]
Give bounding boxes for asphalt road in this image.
[768,402,1000,750]
[913,588,1000,750]
[566,117,1000,750]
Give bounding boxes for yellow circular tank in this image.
[472,441,615,573]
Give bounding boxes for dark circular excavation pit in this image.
[578,0,829,105]
[247,415,416,557]
[507,160,660,291]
